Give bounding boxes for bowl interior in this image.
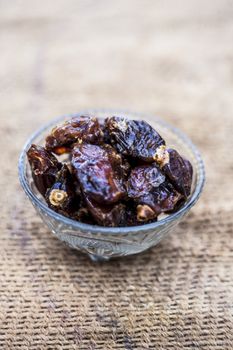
[19,109,205,234]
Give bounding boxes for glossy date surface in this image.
[105,116,165,162]
[27,144,62,196]
[71,143,125,204]
[27,115,193,227]
[45,116,103,154]
[127,165,183,221]
[161,149,193,197]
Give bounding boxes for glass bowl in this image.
[18,109,205,261]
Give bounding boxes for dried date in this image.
[27,144,62,196]
[28,115,194,227]
[85,196,127,227]
[45,164,78,217]
[127,164,183,221]
[123,201,147,226]
[45,116,103,154]
[155,147,193,197]
[102,144,131,181]
[105,116,165,162]
[71,143,125,204]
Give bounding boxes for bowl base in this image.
[89,254,110,262]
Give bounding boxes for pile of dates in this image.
[27,116,193,227]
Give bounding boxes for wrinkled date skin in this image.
[127,165,183,221]
[45,164,79,217]
[161,149,193,197]
[102,144,131,181]
[27,115,194,227]
[27,144,62,196]
[45,116,103,154]
[71,143,125,204]
[85,196,127,227]
[105,116,165,162]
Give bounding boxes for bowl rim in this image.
[18,108,205,234]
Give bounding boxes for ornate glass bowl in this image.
[18,110,205,261]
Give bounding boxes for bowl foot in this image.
[89,254,110,262]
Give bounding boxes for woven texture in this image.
[1,1,233,349]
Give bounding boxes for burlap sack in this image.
[0,1,232,348]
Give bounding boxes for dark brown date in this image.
[28,115,194,227]
[85,196,127,227]
[123,201,147,226]
[105,116,165,162]
[155,148,193,197]
[45,116,103,154]
[71,143,125,204]
[45,164,78,217]
[74,207,96,225]
[127,164,166,197]
[102,144,131,181]
[127,164,183,221]
[27,144,62,196]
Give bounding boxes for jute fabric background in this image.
[0,1,232,349]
